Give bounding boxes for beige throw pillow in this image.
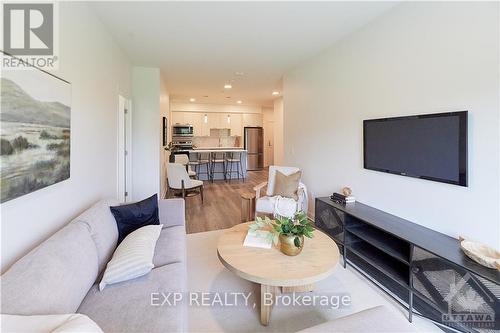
[272,170,301,200]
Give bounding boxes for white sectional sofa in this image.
[1,198,187,333]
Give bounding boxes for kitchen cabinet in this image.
[228,114,242,136]
[183,112,202,136]
[201,113,216,136]
[172,111,261,137]
[171,112,185,126]
[242,113,263,127]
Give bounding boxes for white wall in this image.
[131,67,161,201]
[273,98,284,166]
[1,2,131,272]
[283,2,499,248]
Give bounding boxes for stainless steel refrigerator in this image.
[244,127,264,170]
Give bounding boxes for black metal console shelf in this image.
[315,197,499,333]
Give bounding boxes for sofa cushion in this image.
[158,199,185,228]
[1,222,98,315]
[266,166,301,197]
[110,194,159,244]
[256,196,277,214]
[272,170,301,200]
[99,224,163,290]
[72,198,120,273]
[78,263,187,333]
[153,225,186,267]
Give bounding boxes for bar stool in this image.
[225,151,245,181]
[190,152,210,180]
[210,151,226,182]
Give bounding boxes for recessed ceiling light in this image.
[189,98,196,102]
[224,84,232,89]
[272,91,280,96]
[234,71,245,76]
[236,100,242,104]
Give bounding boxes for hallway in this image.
[184,169,267,234]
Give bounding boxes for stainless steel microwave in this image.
[172,125,193,136]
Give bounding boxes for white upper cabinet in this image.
[242,113,263,127]
[182,112,202,136]
[172,111,262,137]
[201,113,216,136]
[228,114,242,136]
[171,112,185,125]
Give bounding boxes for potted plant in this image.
[249,212,314,256]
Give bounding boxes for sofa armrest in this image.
[159,199,185,228]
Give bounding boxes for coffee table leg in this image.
[260,284,277,326]
[282,284,314,293]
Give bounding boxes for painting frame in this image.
[1,50,71,203]
[162,116,168,146]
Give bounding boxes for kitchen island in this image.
[188,148,247,181]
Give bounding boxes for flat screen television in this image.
[363,111,468,186]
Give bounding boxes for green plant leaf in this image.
[273,233,279,245]
[294,237,301,248]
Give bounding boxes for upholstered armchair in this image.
[167,163,204,203]
[253,166,308,218]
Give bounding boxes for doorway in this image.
[117,95,132,202]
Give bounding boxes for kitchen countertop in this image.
[189,148,247,153]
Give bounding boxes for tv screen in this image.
[363,111,468,186]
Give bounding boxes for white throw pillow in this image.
[1,314,103,333]
[99,224,163,291]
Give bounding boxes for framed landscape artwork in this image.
[163,116,168,146]
[1,53,71,203]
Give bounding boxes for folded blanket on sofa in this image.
[1,314,103,333]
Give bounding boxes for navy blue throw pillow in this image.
[110,194,160,244]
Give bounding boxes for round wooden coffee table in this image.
[217,222,340,326]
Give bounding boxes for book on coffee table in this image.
[243,230,272,249]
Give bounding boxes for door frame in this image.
[117,95,132,202]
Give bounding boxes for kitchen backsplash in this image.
[193,135,241,148]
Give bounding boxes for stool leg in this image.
[210,159,214,183]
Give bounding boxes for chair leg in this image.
[181,180,186,199]
[200,186,204,204]
[210,159,214,183]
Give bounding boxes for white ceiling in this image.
[90,1,397,106]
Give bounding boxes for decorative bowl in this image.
[459,236,500,270]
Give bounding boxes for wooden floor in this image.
[184,169,268,234]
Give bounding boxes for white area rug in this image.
[186,229,440,333]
